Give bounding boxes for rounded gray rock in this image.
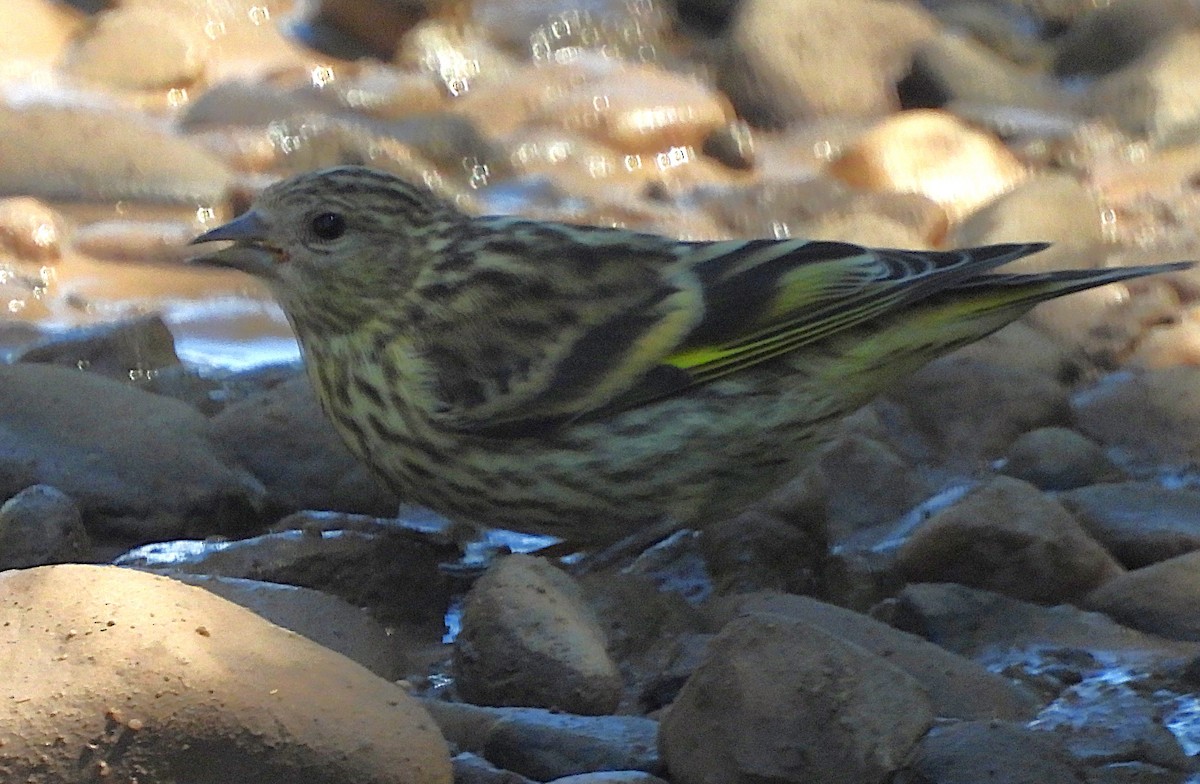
[455,554,622,715]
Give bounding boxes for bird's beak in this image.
[188,211,282,276]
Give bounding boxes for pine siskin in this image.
[192,166,1189,544]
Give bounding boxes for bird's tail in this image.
[953,260,1193,309]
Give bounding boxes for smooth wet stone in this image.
[1084,550,1200,641]
[70,219,200,263]
[0,564,452,784]
[422,701,662,781]
[0,102,233,203]
[210,375,400,518]
[827,110,1028,222]
[661,613,934,784]
[1053,0,1200,77]
[701,506,825,596]
[819,433,930,538]
[16,315,181,381]
[717,0,937,126]
[886,355,1072,463]
[1059,483,1200,568]
[1072,368,1200,465]
[115,525,455,629]
[174,573,417,681]
[884,583,1200,665]
[398,16,520,97]
[897,477,1123,605]
[452,751,538,784]
[903,32,1067,112]
[467,0,673,61]
[0,197,66,261]
[0,0,82,77]
[950,175,1105,273]
[720,593,1041,721]
[531,63,733,154]
[61,6,206,89]
[896,721,1086,784]
[1001,428,1120,492]
[454,554,622,716]
[0,363,265,544]
[702,177,948,247]
[1088,31,1200,144]
[0,484,89,570]
[307,0,432,58]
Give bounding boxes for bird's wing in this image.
[420,221,1047,436]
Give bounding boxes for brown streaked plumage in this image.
[191,165,1190,543]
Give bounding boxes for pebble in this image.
[115,525,455,629]
[1000,427,1120,491]
[1072,367,1200,465]
[1059,482,1200,568]
[717,0,937,126]
[818,433,931,538]
[827,109,1028,222]
[1087,31,1200,144]
[176,572,416,680]
[886,581,1200,665]
[724,592,1041,721]
[469,0,673,62]
[422,701,662,781]
[0,197,66,261]
[904,32,1067,112]
[16,314,181,380]
[455,554,622,716]
[886,354,1071,462]
[0,0,82,78]
[897,476,1124,604]
[1053,0,1200,77]
[1084,550,1200,641]
[897,721,1085,784]
[531,63,732,154]
[61,6,207,90]
[0,484,89,570]
[0,362,265,545]
[660,612,934,784]
[0,101,233,204]
[210,374,400,517]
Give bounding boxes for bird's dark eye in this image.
[310,211,346,240]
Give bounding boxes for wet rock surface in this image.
[6,0,1200,781]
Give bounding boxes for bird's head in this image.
[191,166,465,326]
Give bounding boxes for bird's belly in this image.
[325,375,854,543]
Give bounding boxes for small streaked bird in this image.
[192,165,1189,546]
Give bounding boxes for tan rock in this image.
[62,7,207,89]
[0,197,66,262]
[718,0,937,125]
[828,110,1027,222]
[0,0,83,79]
[0,564,452,784]
[533,64,733,154]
